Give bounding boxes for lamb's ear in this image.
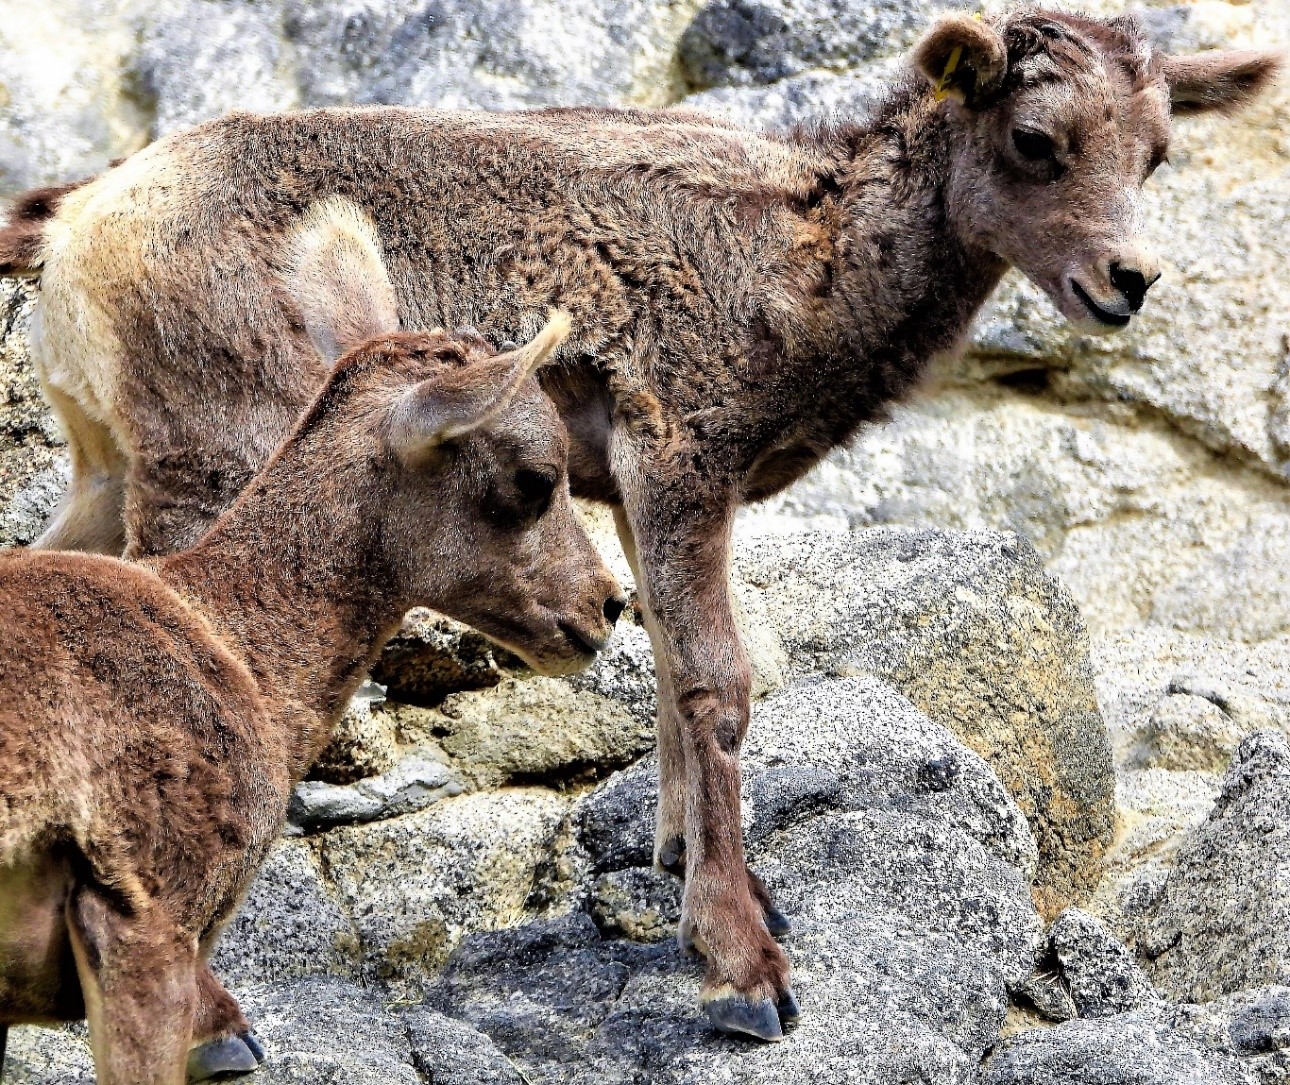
[282,196,400,363]
[389,310,572,461]
[912,13,1007,107]
[1161,50,1283,115]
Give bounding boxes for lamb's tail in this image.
[0,177,95,277]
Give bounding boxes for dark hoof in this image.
[777,987,802,1026]
[764,905,792,938]
[239,1032,266,1064]
[187,1035,260,1081]
[657,836,686,877]
[703,991,784,1042]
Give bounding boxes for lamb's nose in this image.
[1109,261,1159,312]
[603,594,627,626]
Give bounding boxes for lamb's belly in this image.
[0,855,83,1024]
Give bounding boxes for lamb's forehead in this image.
[1000,9,1170,133]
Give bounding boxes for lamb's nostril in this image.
[603,595,627,626]
[1109,262,1151,312]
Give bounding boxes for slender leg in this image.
[614,505,793,940]
[617,474,795,1041]
[67,889,197,1085]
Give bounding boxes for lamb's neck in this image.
[822,84,1006,377]
[155,461,405,780]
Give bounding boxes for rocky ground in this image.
[3,0,1290,1082]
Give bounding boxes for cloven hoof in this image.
[187,1032,264,1081]
[701,988,788,1042]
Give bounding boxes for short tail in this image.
[0,177,95,277]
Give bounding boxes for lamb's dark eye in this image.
[515,468,556,518]
[1012,128,1056,161]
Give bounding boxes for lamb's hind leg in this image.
[68,889,197,1085]
[31,385,126,555]
[612,507,791,941]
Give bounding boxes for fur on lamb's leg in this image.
[186,964,261,1081]
[68,889,197,1085]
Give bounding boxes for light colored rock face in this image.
[1142,731,1290,1004]
[315,788,570,991]
[734,527,1113,915]
[984,1014,1250,1085]
[438,677,1043,1085]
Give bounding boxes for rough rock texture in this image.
[0,279,63,547]
[734,527,1113,914]
[1048,908,1161,1020]
[1142,732,1290,1003]
[315,788,570,991]
[984,1014,1250,1085]
[434,676,1043,1084]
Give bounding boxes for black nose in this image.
[1109,262,1158,312]
[603,595,627,626]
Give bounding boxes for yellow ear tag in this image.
[934,44,964,102]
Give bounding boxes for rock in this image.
[232,977,522,1085]
[1135,693,1248,773]
[434,676,1043,1083]
[734,526,1113,914]
[316,788,569,991]
[1093,628,1290,761]
[677,0,972,89]
[208,838,361,988]
[1048,908,1161,1020]
[0,278,63,546]
[1142,731,1290,1002]
[1,1024,93,1084]
[985,1014,1250,1085]
[310,680,401,783]
[590,866,681,943]
[564,620,657,729]
[0,0,147,193]
[371,609,525,708]
[290,752,464,831]
[397,676,654,787]
[1084,767,1220,947]
[681,65,894,131]
[1169,986,1290,1085]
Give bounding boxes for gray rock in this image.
[985,1014,1251,1085]
[1143,731,1290,1002]
[233,976,522,1084]
[590,866,681,943]
[1168,986,1290,1084]
[677,0,972,89]
[371,608,525,707]
[290,752,464,831]
[1,1024,93,1084]
[208,838,361,987]
[681,64,894,131]
[564,620,657,729]
[734,526,1113,914]
[316,788,570,991]
[1048,908,1161,1020]
[310,681,401,784]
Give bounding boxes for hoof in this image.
[763,905,792,938]
[657,836,686,877]
[240,1032,266,1064]
[187,1035,260,1081]
[702,990,784,1042]
[777,987,802,1026]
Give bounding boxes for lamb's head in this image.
[283,198,625,676]
[912,8,1281,332]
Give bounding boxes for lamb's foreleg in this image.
[68,889,196,1085]
[186,964,262,1081]
[618,478,797,1041]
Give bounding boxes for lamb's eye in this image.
[1012,128,1056,161]
[515,468,556,518]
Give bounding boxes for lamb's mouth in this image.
[1071,280,1132,328]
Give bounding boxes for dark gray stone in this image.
[1049,908,1162,1020]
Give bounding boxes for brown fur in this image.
[9,7,1281,1039]
[0,206,623,1083]
[0,180,92,276]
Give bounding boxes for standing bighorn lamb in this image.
[0,198,624,1084]
[0,7,1280,1042]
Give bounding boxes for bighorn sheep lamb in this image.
[0,7,1280,1042]
[0,198,624,1084]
